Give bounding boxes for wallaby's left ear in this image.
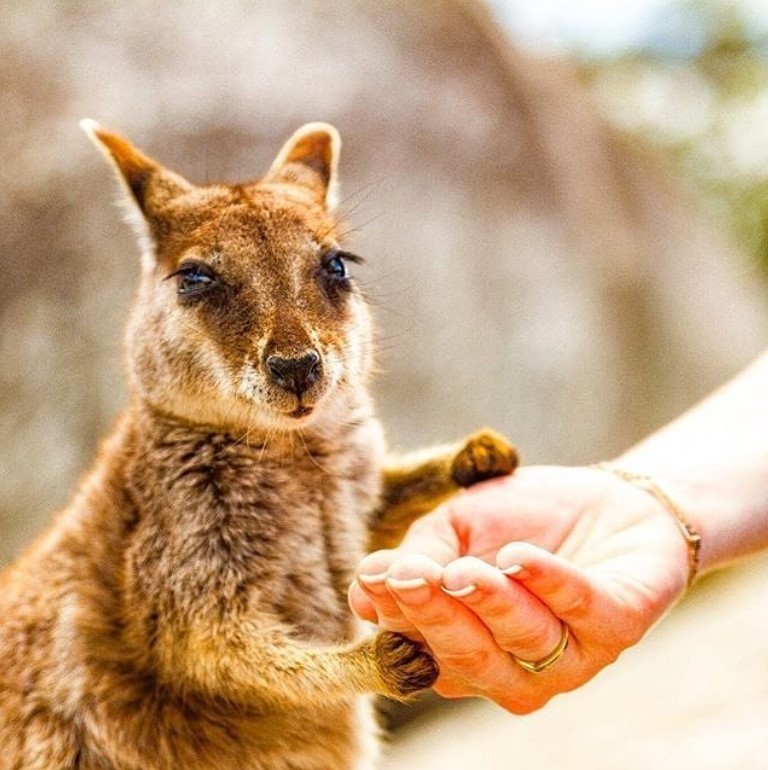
[80,119,193,219]
[263,123,340,209]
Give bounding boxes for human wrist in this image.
[592,462,701,591]
[606,353,768,574]
[606,442,737,576]
[620,459,768,577]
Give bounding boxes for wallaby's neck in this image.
[124,391,378,465]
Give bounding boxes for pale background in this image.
[1,1,767,767]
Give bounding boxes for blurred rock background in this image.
[1,0,767,767]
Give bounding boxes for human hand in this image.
[349,465,692,713]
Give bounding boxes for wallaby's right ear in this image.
[80,119,192,219]
[262,123,341,209]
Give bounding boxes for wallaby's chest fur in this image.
[0,122,517,770]
[121,408,382,646]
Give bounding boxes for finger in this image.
[347,580,378,623]
[496,542,597,626]
[355,550,422,636]
[353,505,462,633]
[383,554,525,696]
[387,510,461,565]
[441,556,564,663]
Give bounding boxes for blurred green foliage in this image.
[583,0,768,279]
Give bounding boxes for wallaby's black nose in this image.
[266,351,321,396]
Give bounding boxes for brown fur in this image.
[0,122,517,770]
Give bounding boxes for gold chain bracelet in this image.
[591,463,702,591]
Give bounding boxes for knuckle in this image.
[499,622,556,655]
[408,597,459,627]
[375,612,415,635]
[498,691,551,715]
[561,589,593,618]
[437,645,494,674]
[434,680,470,700]
[505,697,549,717]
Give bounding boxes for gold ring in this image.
[512,622,570,674]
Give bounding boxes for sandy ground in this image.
[382,555,768,770]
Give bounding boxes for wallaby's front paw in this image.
[374,631,439,699]
[451,429,518,487]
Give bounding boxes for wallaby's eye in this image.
[165,261,219,301]
[319,250,363,289]
[325,254,347,279]
[322,251,348,280]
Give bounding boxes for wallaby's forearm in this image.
[153,622,436,709]
[370,430,518,551]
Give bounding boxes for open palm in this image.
[349,465,690,713]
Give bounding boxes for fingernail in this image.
[387,576,429,591]
[441,584,477,598]
[500,564,523,577]
[358,572,388,586]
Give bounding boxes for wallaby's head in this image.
[83,120,374,433]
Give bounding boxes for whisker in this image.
[259,424,276,463]
[336,177,382,214]
[296,427,334,476]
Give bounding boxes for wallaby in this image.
[0,121,518,770]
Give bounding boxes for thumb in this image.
[383,506,462,565]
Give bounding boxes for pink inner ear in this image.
[264,124,340,207]
[284,133,334,186]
